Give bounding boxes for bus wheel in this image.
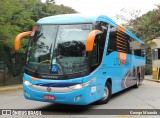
[134,75,140,88]
[96,82,111,104]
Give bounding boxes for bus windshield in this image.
[26,24,92,75]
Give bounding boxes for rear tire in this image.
[134,75,140,88]
[96,82,111,104]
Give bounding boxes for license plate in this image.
[44,95,55,100]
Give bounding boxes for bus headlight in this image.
[70,84,83,90]
[23,80,32,86]
[69,78,95,90]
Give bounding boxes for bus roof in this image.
[37,14,98,24]
[37,14,144,44]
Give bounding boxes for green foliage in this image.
[126,6,160,41]
[134,6,160,74]
[0,0,76,52]
[130,5,160,75]
[145,46,152,75]
[116,5,160,74]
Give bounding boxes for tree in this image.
[0,0,76,52]
[115,6,160,41]
[115,5,160,74]
[0,0,77,75]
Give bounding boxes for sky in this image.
[42,0,160,24]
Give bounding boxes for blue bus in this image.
[14,14,145,105]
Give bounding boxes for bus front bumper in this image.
[23,83,101,105]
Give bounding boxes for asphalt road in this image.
[0,79,160,118]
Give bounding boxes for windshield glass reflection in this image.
[26,24,92,75]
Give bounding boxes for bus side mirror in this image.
[86,30,102,51]
[14,31,32,50]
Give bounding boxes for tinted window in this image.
[129,39,145,57]
[26,24,92,75]
[107,26,131,55]
[107,25,144,56]
[107,27,117,54]
[126,35,132,54]
[134,50,141,56]
[91,39,98,65]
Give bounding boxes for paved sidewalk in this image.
[145,75,160,82]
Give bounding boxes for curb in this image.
[0,84,23,91]
[145,78,160,82]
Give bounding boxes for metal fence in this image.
[0,51,25,87]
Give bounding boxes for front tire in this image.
[96,82,111,104]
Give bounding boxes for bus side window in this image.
[91,33,107,65]
[90,38,99,72]
[126,35,132,54]
[107,26,117,55]
[91,37,99,66]
[95,21,108,60]
[129,38,145,57]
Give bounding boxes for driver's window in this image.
[91,41,98,66]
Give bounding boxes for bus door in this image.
[86,21,108,84]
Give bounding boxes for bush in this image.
[145,64,152,75]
